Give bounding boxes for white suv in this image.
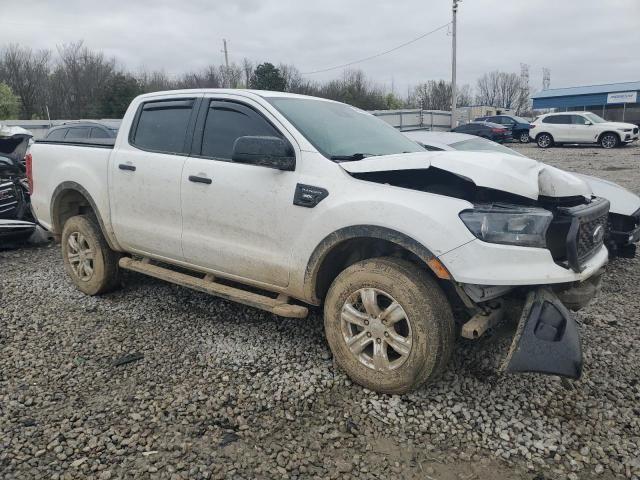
[530,111,639,149]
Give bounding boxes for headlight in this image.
[459,204,553,248]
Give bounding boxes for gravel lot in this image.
[2,142,639,480]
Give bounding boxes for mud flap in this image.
[502,288,582,379]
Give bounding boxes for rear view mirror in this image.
[231,136,295,171]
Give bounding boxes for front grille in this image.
[576,214,607,263]
[545,197,609,272]
[0,181,18,216]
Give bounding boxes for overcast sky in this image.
[2,0,639,96]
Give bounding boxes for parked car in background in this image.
[44,121,120,143]
[451,121,512,143]
[405,130,640,257]
[29,89,611,393]
[530,112,639,149]
[474,114,531,143]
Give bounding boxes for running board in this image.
[118,257,308,318]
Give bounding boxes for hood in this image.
[574,173,640,216]
[600,121,637,130]
[0,125,33,169]
[340,151,592,200]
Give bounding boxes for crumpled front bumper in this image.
[503,288,582,379]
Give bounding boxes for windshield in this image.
[267,97,424,159]
[510,115,531,124]
[584,113,607,124]
[450,137,525,157]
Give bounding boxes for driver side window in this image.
[200,102,281,160]
[572,115,587,125]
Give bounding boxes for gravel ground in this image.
[1,142,639,480]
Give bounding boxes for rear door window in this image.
[65,127,91,139]
[200,101,282,160]
[46,128,67,140]
[543,115,571,124]
[131,99,195,154]
[90,127,110,138]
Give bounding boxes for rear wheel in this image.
[536,133,554,148]
[600,133,619,149]
[519,131,530,143]
[323,257,454,394]
[61,215,121,295]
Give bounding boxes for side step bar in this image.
[119,257,308,319]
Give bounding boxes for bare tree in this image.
[138,70,175,92]
[241,58,254,88]
[476,71,521,110]
[49,41,115,118]
[0,44,51,118]
[219,63,242,88]
[410,80,472,110]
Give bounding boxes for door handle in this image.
[119,164,136,171]
[188,175,212,185]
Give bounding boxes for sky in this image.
[1,0,639,96]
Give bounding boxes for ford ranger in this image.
[30,90,610,394]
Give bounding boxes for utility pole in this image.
[222,39,230,69]
[222,39,230,87]
[450,0,460,129]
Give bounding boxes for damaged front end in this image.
[0,125,35,246]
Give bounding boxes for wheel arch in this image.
[50,181,120,250]
[303,225,450,304]
[597,130,621,143]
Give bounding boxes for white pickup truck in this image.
[30,89,610,394]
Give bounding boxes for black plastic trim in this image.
[303,225,439,304]
[49,181,119,250]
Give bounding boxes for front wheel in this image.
[600,133,619,149]
[536,133,554,148]
[323,257,454,394]
[519,131,531,143]
[61,215,121,295]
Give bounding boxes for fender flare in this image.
[302,225,440,303]
[50,181,120,251]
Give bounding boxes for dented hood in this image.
[340,151,592,200]
[0,125,33,168]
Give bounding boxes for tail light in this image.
[529,124,536,129]
[25,153,33,194]
[491,128,507,133]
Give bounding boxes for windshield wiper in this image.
[329,153,376,162]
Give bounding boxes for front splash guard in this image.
[503,288,582,379]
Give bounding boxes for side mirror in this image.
[231,136,295,171]
[584,121,592,126]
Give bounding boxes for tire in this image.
[536,133,554,148]
[61,215,121,295]
[600,132,619,149]
[323,257,455,394]
[519,131,530,143]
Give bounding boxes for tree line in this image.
[0,41,532,120]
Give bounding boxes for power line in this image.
[301,22,452,75]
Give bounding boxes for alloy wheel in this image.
[601,134,617,149]
[67,231,95,281]
[340,288,413,372]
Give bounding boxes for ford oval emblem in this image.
[592,225,604,244]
